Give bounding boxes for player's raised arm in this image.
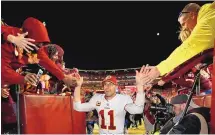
[73,73,96,112]
[125,66,153,114]
[134,65,151,106]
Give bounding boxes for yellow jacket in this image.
[157,2,215,76]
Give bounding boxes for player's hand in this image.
[143,84,152,92]
[135,65,151,86]
[71,73,83,87]
[139,66,161,86]
[62,74,77,87]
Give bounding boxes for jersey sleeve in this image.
[124,95,144,114]
[73,94,97,112]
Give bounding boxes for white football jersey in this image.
[92,94,133,134]
[74,93,145,134]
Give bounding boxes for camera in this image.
[150,103,174,115]
[147,94,175,133]
[150,103,174,122]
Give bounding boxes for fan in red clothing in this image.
[1,17,76,87]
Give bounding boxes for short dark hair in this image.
[47,44,58,59]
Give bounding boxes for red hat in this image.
[22,17,50,43]
[102,75,117,85]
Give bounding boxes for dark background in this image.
[1,1,210,70]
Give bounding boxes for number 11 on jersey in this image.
[99,110,116,130]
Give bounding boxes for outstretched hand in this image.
[135,65,151,86]
[11,32,38,53]
[136,65,161,86]
[73,73,84,87]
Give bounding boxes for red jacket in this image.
[1,18,65,85]
[1,25,26,84]
[162,49,213,83]
[172,67,212,92]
